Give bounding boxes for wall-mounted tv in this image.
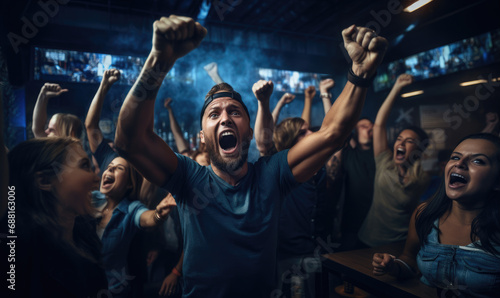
[374,28,500,92]
[257,68,330,94]
[33,47,196,85]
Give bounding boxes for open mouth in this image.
[449,172,468,188]
[219,131,238,152]
[396,148,406,160]
[102,175,115,188]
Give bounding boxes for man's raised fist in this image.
[152,15,208,61]
[342,25,388,78]
[252,80,274,102]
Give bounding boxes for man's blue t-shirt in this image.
[163,150,298,298]
[278,167,330,257]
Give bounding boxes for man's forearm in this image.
[255,101,274,154]
[116,52,174,148]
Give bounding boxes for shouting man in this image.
[115,15,387,298]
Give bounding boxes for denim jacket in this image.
[417,220,500,297]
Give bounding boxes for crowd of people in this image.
[1,14,500,298]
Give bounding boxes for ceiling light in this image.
[459,79,488,87]
[401,90,424,98]
[404,0,434,13]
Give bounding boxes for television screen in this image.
[257,68,330,94]
[374,28,500,92]
[34,48,196,85]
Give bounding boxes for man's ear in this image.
[199,130,205,144]
[249,128,254,141]
[35,171,53,192]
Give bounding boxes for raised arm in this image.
[253,80,274,156]
[271,93,295,126]
[373,74,413,157]
[164,98,190,155]
[32,83,68,138]
[114,15,207,186]
[319,78,335,114]
[288,26,388,183]
[301,86,316,125]
[85,69,120,153]
[372,204,423,279]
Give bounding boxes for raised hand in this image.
[102,69,121,86]
[320,79,335,93]
[41,83,68,99]
[305,85,316,98]
[152,15,208,61]
[342,25,388,78]
[156,193,177,218]
[164,97,173,110]
[252,80,274,103]
[280,93,295,104]
[372,253,395,276]
[394,74,414,89]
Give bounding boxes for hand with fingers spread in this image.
[152,15,208,61]
[102,69,121,86]
[252,80,274,103]
[372,253,396,276]
[342,25,388,78]
[41,83,68,99]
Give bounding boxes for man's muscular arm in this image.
[288,26,387,183]
[253,80,275,156]
[115,15,207,186]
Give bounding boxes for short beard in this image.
[206,137,250,175]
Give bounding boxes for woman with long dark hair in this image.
[373,133,500,297]
[7,137,107,297]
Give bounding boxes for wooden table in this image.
[316,242,437,298]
